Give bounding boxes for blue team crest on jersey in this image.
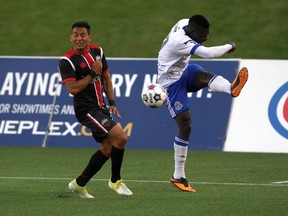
[268,82,288,139]
[174,101,183,110]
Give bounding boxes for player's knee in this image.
[113,132,128,149]
[195,70,214,88]
[119,133,128,146]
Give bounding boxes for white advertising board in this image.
[224,60,288,153]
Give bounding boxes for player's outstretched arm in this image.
[194,42,235,58]
[102,72,121,118]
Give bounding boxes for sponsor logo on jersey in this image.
[80,62,87,68]
[268,82,288,139]
[101,118,110,128]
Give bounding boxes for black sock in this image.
[110,146,124,183]
[76,150,109,186]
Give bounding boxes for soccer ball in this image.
[142,83,167,108]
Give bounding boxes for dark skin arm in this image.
[64,60,102,95]
[102,72,121,118]
[64,60,121,118]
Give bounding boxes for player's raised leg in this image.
[231,67,249,97]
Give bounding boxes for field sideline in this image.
[1,176,287,187]
[0,146,287,216]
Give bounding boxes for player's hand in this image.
[228,41,236,53]
[109,105,121,118]
[91,60,103,74]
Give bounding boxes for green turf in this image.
[0,146,287,216]
[1,1,287,215]
[0,0,287,59]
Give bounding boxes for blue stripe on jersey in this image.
[190,44,201,55]
[208,75,218,87]
[174,136,189,147]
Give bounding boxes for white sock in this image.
[208,75,231,94]
[173,136,188,179]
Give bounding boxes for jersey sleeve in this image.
[194,44,232,58]
[173,36,201,56]
[101,52,109,74]
[58,58,76,84]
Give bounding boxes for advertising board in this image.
[224,60,288,153]
[0,57,237,150]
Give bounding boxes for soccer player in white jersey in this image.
[157,15,248,192]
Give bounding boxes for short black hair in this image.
[71,21,91,34]
[188,15,210,29]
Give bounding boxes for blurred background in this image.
[0,0,287,59]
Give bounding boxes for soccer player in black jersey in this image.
[59,21,132,198]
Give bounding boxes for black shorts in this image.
[76,108,117,143]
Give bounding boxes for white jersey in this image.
[157,19,232,88]
[157,19,200,88]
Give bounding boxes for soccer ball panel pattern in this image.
[142,84,167,108]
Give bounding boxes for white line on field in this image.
[271,180,288,184]
[0,176,287,187]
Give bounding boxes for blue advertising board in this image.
[0,57,239,150]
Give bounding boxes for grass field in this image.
[0,0,287,59]
[0,146,287,216]
[0,2,287,215]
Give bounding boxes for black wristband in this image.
[89,70,97,79]
[109,100,116,106]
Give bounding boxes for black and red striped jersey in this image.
[59,44,109,112]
